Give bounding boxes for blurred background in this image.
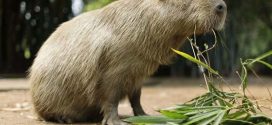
[0,1,271,124]
[0,0,271,77]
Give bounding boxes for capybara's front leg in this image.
[129,88,147,116]
[101,93,128,125]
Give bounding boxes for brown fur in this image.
[29,0,227,124]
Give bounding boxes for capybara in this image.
[29,0,227,124]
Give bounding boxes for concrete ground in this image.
[0,77,272,125]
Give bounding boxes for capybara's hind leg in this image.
[86,106,104,122]
[38,111,88,124]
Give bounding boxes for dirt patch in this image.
[0,77,272,125]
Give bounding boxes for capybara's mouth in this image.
[204,16,226,34]
[214,19,226,31]
[193,17,225,35]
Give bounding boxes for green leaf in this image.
[166,122,180,125]
[174,105,226,111]
[183,110,221,125]
[222,119,255,125]
[247,115,272,124]
[213,110,226,125]
[124,116,184,124]
[209,92,233,107]
[255,122,269,125]
[255,60,272,70]
[248,50,272,66]
[172,49,219,75]
[160,110,188,119]
[197,115,218,125]
[242,97,257,113]
[227,111,248,120]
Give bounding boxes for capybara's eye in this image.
[215,2,227,14]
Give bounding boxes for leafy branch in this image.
[124,34,272,125]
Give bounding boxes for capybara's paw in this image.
[102,117,129,125]
[133,107,148,116]
[134,110,148,116]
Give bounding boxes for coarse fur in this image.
[29,0,227,124]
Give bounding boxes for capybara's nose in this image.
[215,2,227,14]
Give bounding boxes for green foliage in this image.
[246,51,272,70]
[124,48,272,124]
[84,0,113,11]
[240,50,272,95]
[125,82,271,125]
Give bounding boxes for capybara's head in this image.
[156,0,227,35]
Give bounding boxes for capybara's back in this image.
[30,0,226,124]
[30,10,105,122]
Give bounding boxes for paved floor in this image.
[0,77,272,125]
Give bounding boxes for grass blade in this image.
[166,122,179,125]
[172,49,219,75]
[160,110,188,119]
[124,116,184,124]
[183,110,220,125]
[213,110,226,125]
[197,115,218,125]
[248,50,272,66]
[227,111,248,120]
[255,60,272,70]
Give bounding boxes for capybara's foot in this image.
[102,117,129,125]
[133,108,147,116]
